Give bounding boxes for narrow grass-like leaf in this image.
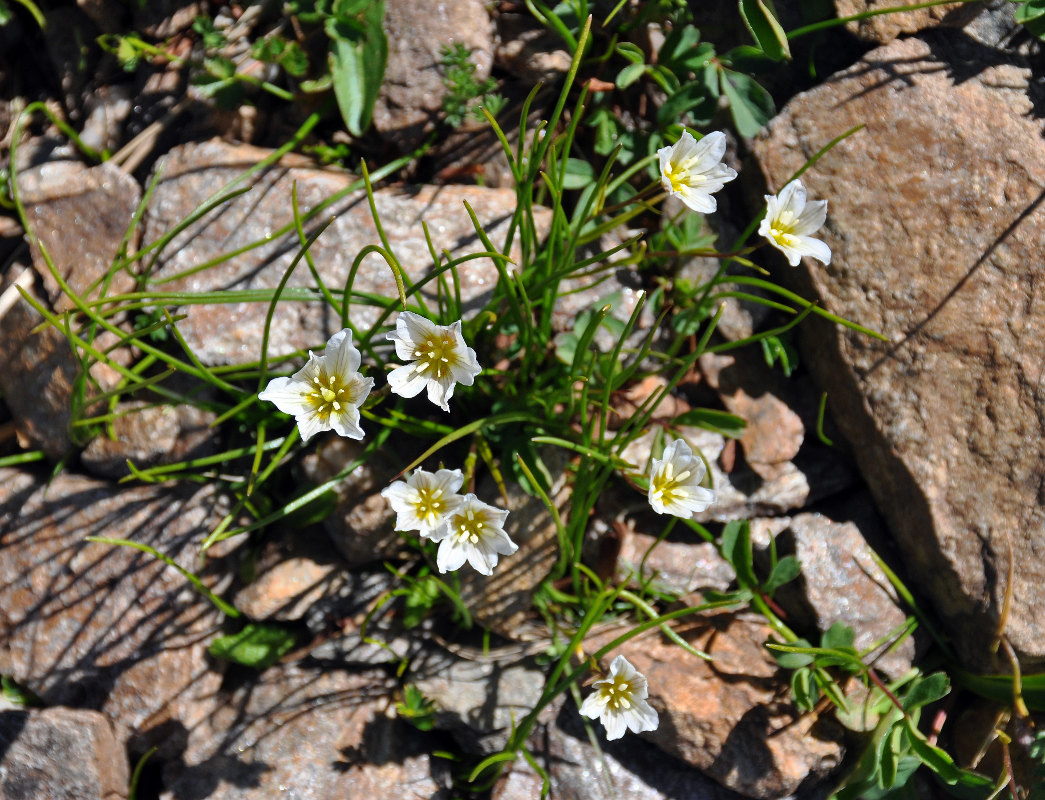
[86,536,240,617]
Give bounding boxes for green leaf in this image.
[878,719,902,788]
[656,82,717,128]
[720,520,757,588]
[1015,0,1045,24]
[718,67,774,138]
[1016,0,1045,37]
[2,675,41,707]
[280,41,310,77]
[252,35,287,62]
[790,666,816,710]
[616,62,646,89]
[658,24,706,70]
[672,408,746,438]
[820,621,855,651]
[615,41,645,64]
[204,56,236,80]
[953,668,1045,712]
[328,0,387,137]
[403,576,441,628]
[738,0,791,61]
[772,637,814,669]
[208,623,298,669]
[763,555,801,594]
[0,0,12,25]
[562,157,595,189]
[902,672,950,713]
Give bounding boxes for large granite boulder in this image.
[752,32,1045,667]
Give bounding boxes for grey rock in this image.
[753,33,1045,667]
[495,707,746,800]
[411,654,548,754]
[616,526,736,597]
[621,426,857,522]
[0,472,236,756]
[962,0,1023,49]
[495,14,573,84]
[0,290,81,458]
[765,497,918,679]
[0,706,129,800]
[374,0,495,149]
[457,449,568,638]
[300,435,408,566]
[161,663,445,799]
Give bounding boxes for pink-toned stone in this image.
[81,400,219,479]
[17,160,140,312]
[141,140,549,366]
[834,0,976,43]
[588,612,844,798]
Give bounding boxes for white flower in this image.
[657,130,737,214]
[386,311,481,412]
[758,179,832,266]
[647,438,714,517]
[380,468,464,537]
[580,655,659,741]
[258,329,374,443]
[426,494,517,575]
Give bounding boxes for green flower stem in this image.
[86,536,240,618]
[787,0,979,39]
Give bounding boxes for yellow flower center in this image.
[649,461,692,509]
[413,485,446,524]
[767,210,798,249]
[600,676,633,711]
[412,333,459,380]
[452,507,486,545]
[664,161,705,194]
[305,370,359,422]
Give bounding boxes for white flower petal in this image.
[387,364,428,399]
[437,537,469,573]
[580,692,607,719]
[385,312,481,412]
[258,327,372,443]
[327,328,361,377]
[647,438,714,518]
[258,377,311,416]
[760,180,831,267]
[627,700,659,733]
[603,711,628,741]
[296,410,327,443]
[795,198,828,235]
[659,129,736,215]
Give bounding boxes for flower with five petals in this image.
[425,494,517,575]
[657,130,737,214]
[758,179,832,266]
[258,329,374,443]
[381,468,464,537]
[386,311,481,412]
[580,655,659,741]
[647,438,715,517]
